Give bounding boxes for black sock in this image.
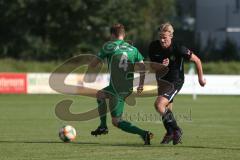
[162,109,179,134]
[162,116,173,134]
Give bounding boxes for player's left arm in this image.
[190,53,206,87]
[135,60,145,94]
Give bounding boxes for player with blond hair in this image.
[149,22,206,145]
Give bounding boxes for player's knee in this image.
[96,90,103,99]
[166,103,173,111]
[154,98,161,110]
[155,98,167,115]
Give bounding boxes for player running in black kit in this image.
[148,22,206,145]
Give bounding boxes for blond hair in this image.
[158,22,174,36]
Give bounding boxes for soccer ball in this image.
[59,125,77,142]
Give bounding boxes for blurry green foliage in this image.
[0,0,175,61]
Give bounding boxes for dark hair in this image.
[110,23,125,37]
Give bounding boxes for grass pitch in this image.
[0,94,240,160]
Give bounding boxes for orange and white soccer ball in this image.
[59,125,77,142]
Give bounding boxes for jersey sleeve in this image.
[178,45,192,61]
[97,48,106,60]
[135,48,144,62]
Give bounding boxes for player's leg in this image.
[97,89,109,128]
[165,101,182,145]
[91,87,112,136]
[155,96,181,144]
[110,96,153,145]
[166,102,173,111]
[160,102,174,143]
[163,102,173,133]
[155,96,175,134]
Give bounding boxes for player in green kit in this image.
[87,23,153,145]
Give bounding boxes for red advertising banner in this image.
[0,73,27,94]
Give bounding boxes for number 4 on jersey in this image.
[119,52,128,71]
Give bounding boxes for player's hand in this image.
[162,58,169,66]
[199,78,206,87]
[137,86,144,94]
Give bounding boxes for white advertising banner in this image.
[27,73,82,94]
[181,75,240,95]
[27,73,240,95]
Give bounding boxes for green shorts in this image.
[102,85,131,117]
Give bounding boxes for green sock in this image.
[118,120,146,137]
[97,99,107,128]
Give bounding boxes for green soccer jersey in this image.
[97,40,144,95]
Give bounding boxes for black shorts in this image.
[157,80,183,103]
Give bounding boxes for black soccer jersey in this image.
[148,40,192,84]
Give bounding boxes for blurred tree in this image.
[0,0,28,58]
[0,0,176,61]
